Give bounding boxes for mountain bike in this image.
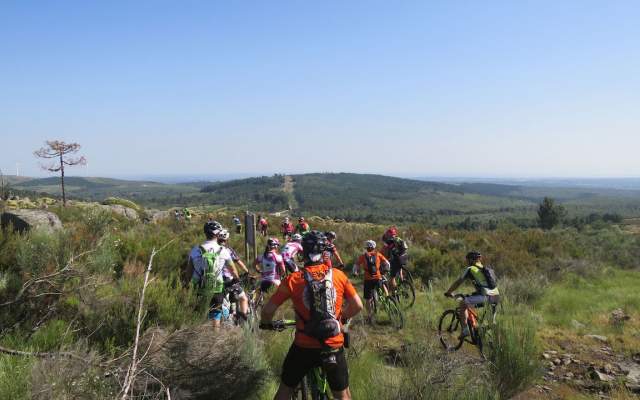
[372,277,404,330]
[438,293,497,357]
[391,265,415,309]
[260,319,342,400]
[241,274,260,328]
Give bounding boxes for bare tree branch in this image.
[33,140,86,206]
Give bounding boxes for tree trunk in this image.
[60,152,66,207]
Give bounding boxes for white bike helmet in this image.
[292,233,303,242]
[365,240,376,249]
[217,229,230,241]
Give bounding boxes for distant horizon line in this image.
[5,172,640,182]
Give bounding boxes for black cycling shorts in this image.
[260,280,278,293]
[281,344,349,391]
[390,263,402,278]
[363,279,382,300]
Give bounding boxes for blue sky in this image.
[1,1,639,178]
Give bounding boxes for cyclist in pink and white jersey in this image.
[281,233,303,273]
[254,237,286,294]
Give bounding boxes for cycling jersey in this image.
[189,240,232,286]
[384,237,408,266]
[223,246,242,281]
[270,263,357,349]
[281,242,302,262]
[356,251,389,281]
[281,222,294,234]
[256,251,284,283]
[295,222,310,234]
[460,262,500,297]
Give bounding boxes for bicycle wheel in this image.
[401,266,414,284]
[384,296,404,330]
[395,278,415,309]
[438,310,464,351]
[291,376,309,400]
[309,369,329,400]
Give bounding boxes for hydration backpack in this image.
[199,246,224,294]
[481,265,498,290]
[302,269,341,342]
[365,253,378,275]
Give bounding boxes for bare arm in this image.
[236,259,249,274]
[260,300,279,323]
[445,277,465,295]
[342,294,363,320]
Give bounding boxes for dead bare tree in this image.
[34,140,86,206]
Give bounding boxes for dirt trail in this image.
[282,175,298,210]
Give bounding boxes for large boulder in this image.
[99,204,139,220]
[1,209,63,233]
[146,209,170,223]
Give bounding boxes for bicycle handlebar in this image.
[259,319,297,331]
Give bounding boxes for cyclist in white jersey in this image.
[254,237,286,293]
[281,234,303,273]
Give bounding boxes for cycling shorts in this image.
[281,344,349,391]
[260,280,280,293]
[208,292,225,321]
[390,263,402,278]
[463,294,500,308]
[363,279,383,300]
[284,258,299,273]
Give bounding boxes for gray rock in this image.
[586,334,609,343]
[611,308,630,325]
[571,319,586,329]
[1,209,63,233]
[99,204,139,220]
[146,210,170,223]
[591,370,615,382]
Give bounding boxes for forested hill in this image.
[12,173,640,224]
[200,173,536,222]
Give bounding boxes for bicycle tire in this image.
[438,309,464,351]
[395,278,416,309]
[401,266,414,283]
[291,376,309,400]
[385,296,404,330]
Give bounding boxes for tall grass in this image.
[486,313,541,399]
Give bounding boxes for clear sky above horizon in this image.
[1,1,639,178]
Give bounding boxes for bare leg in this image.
[331,387,352,400]
[274,383,295,400]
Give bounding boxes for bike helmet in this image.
[325,231,337,240]
[301,230,327,256]
[365,240,376,250]
[298,217,305,222]
[267,237,280,249]
[291,233,303,242]
[466,250,482,262]
[204,221,223,237]
[217,229,230,241]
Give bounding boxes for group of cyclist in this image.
[189,216,499,400]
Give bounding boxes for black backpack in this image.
[481,265,498,290]
[302,269,341,342]
[365,253,378,275]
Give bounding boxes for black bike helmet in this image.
[302,230,328,256]
[466,250,482,262]
[204,221,222,237]
[325,231,336,240]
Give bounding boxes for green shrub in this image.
[0,354,31,400]
[487,314,540,399]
